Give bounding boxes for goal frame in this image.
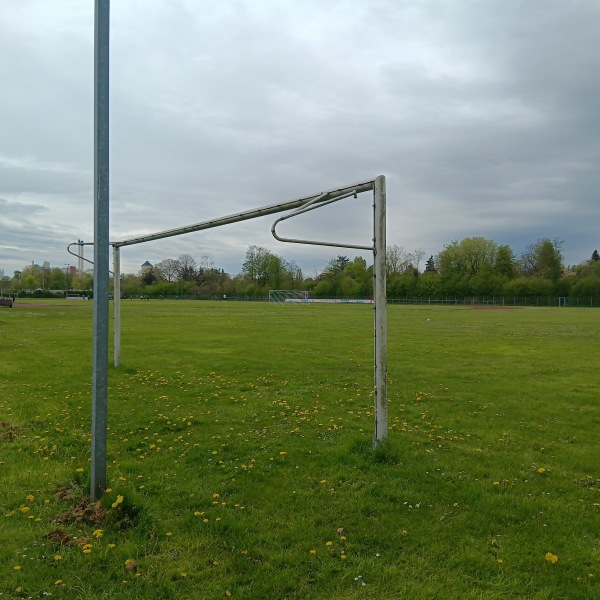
[86,173,387,497]
[269,290,309,303]
[111,177,387,446]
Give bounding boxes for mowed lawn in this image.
[0,300,598,599]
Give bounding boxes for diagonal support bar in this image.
[271,189,373,251]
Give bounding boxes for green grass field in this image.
[1,300,598,599]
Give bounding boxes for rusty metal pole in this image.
[373,175,388,444]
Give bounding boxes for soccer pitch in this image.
[1,300,597,599]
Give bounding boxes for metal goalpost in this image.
[90,0,387,501]
[110,177,388,439]
[86,177,388,497]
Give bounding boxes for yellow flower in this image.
[14,565,21,571]
[111,495,124,508]
[538,467,546,474]
[341,554,347,560]
[545,552,558,564]
[20,505,30,513]
[180,572,187,577]
[105,487,112,493]
[75,468,84,473]
[325,541,333,547]
[55,580,63,586]
[93,529,103,538]
[54,555,62,561]
[310,549,316,555]
[26,495,35,502]
[492,481,500,486]
[108,544,116,549]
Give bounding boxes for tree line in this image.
[2,238,600,300]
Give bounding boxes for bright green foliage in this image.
[0,300,598,599]
[533,239,563,281]
[437,237,498,276]
[494,245,518,279]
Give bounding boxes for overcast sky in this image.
[1,0,599,278]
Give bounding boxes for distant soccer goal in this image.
[269,290,309,303]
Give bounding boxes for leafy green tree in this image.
[48,268,66,290]
[494,245,517,279]
[243,246,275,286]
[591,249,599,262]
[520,238,563,280]
[532,239,563,281]
[438,237,498,276]
[504,277,553,298]
[415,272,440,296]
[324,255,351,275]
[571,276,600,299]
[470,263,504,296]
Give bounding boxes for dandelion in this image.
[166,532,173,537]
[180,572,187,577]
[545,552,558,564]
[75,468,84,473]
[92,529,103,539]
[497,559,504,564]
[105,487,112,493]
[108,544,116,549]
[341,554,347,560]
[492,481,500,486]
[325,541,333,547]
[26,495,35,502]
[310,550,316,555]
[19,505,30,513]
[226,592,232,597]
[14,565,21,571]
[55,580,63,586]
[54,555,62,561]
[111,495,124,509]
[538,467,546,474]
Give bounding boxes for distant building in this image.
[141,261,153,274]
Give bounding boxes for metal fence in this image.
[387,296,600,307]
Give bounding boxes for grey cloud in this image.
[1,0,599,276]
